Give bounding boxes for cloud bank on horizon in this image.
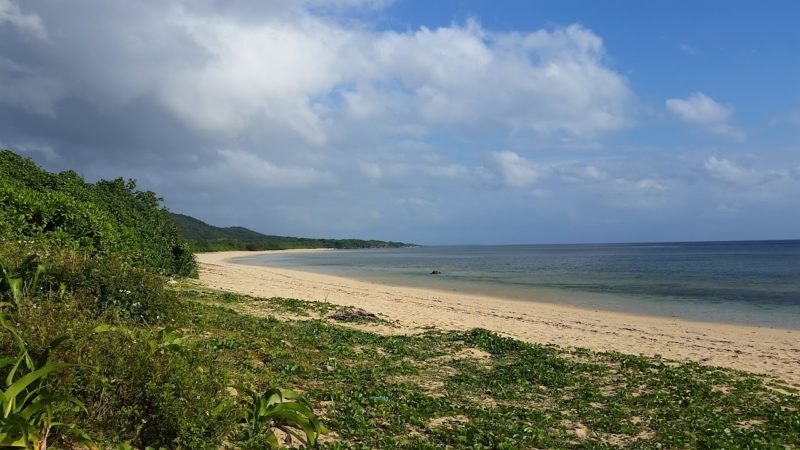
[0,0,798,244]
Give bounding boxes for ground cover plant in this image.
[176,285,800,449]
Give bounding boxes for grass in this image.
[171,283,800,449]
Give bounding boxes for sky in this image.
[1,0,799,245]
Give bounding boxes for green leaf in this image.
[2,363,66,418]
[5,354,24,389]
[91,324,112,333]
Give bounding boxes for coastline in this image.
[196,250,800,385]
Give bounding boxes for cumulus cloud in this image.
[484,151,547,188]
[2,1,796,242]
[666,92,745,141]
[153,17,633,141]
[0,2,635,199]
[4,5,632,141]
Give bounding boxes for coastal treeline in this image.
[0,150,195,276]
[171,212,411,252]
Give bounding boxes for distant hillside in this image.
[170,213,411,251]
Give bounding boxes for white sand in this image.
[196,250,800,386]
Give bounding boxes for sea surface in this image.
[232,240,800,329]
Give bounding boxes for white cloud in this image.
[149,14,633,140]
[201,149,336,189]
[365,22,632,135]
[357,160,384,182]
[703,156,764,185]
[0,0,46,38]
[484,151,547,188]
[667,93,731,124]
[666,92,745,140]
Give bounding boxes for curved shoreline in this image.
[197,250,800,385]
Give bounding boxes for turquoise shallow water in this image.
[232,240,800,329]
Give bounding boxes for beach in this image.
[196,250,800,386]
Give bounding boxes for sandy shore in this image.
[196,250,800,386]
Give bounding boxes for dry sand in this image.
[196,250,800,386]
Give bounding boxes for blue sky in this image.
[1,0,798,244]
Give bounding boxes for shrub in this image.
[76,328,234,448]
[0,313,87,449]
[0,150,195,277]
[63,255,183,325]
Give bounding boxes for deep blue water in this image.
[232,240,800,328]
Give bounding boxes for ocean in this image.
[232,240,800,329]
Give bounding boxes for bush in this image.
[75,328,235,448]
[1,244,183,326]
[3,279,234,448]
[0,150,195,277]
[61,254,184,325]
[0,313,88,449]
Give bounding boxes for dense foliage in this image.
[171,213,412,252]
[0,150,195,276]
[0,244,328,448]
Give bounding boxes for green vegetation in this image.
[239,387,328,448]
[152,287,800,448]
[1,149,799,448]
[6,266,799,448]
[170,213,411,252]
[0,247,330,448]
[0,314,87,449]
[0,150,195,277]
